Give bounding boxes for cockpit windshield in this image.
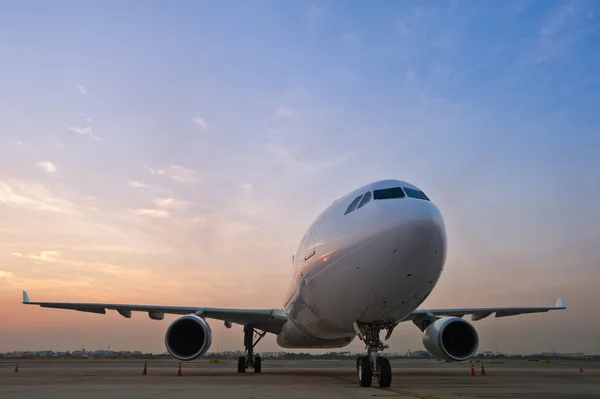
[373,186,430,201]
[403,187,430,201]
[373,187,405,200]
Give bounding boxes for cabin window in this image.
[344,194,363,215]
[373,187,406,200]
[357,191,372,209]
[404,187,430,201]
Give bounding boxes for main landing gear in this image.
[354,321,394,388]
[237,325,266,373]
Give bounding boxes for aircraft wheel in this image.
[237,356,246,373]
[254,355,262,373]
[377,357,392,387]
[357,356,372,387]
[356,355,367,370]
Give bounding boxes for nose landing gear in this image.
[354,321,394,388]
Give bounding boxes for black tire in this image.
[254,355,262,373]
[357,356,372,387]
[377,357,392,388]
[237,356,246,373]
[356,355,367,369]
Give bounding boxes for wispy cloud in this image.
[167,165,198,184]
[265,143,358,174]
[69,126,100,141]
[36,161,57,173]
[240,183,253,190]
[274,105,301,123]
[13,250,61,263]
[0,180,78,215]
[145,165,165,176]
[76,83,88,95]
[135,208,171,218]
[522,0,598,66]
[2,137,24,146]
[153,197,189,210]
[0,270,14,279]
[304,3,328,25]
[342,31,363,47]
[142,164,199,185]
[78,112,93,123]
[127,180,169,194]
[193,117,208,129]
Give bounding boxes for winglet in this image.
[22,290,31,304]
[555,297,566,309]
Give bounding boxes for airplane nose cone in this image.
[376,197,447,280]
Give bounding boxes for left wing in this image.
[22,291,288,334]
[406,297,566,322]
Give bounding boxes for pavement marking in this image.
[330,376,438,399]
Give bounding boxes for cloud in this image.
[36,161,57,173]
[193,117,208,129]
[153,197,189,210]
[0,180,78,215]
[78,113,93,123]
[240,183,253,190]
[142,164,199,185]
[188,217,208,226]
[522,0,598,66]
[76,84,88,95]
[0,270,14,279]
[304,4,328,25]
[69,126,100,141]
[128,180,152,189]
[215,220,256,237]
[275,106,297,119]
[265,143,358,174]
[342,31,363,47]
[134,208,171,218]
[13,250,61,263]
[145,165,165,176]
[2,137,24,146]
[127,180,168,194]
[167,165,198,184]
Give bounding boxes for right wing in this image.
[406,297,566,323]
[22,291,288,334]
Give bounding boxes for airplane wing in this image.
[406,297,566,322]
[21,291,288,334]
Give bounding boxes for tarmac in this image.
[1,359,599,399]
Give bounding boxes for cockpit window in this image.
[357,191,371,209]
[373,187,405,200]
[404,187,430,201]
[344,194,363,215]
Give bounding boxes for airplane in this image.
[22,179,566,388]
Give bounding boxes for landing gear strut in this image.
[354,321,394,388]
[237,325,266,373]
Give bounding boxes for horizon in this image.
[2,0,600,356]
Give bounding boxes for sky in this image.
[1,0,599,355]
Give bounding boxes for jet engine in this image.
[422,316,479,362]
[165,314,212,361]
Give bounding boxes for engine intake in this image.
[165,314,212,361]
[422,316,478,361]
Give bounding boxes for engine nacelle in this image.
[422,316,479,362]
[165,314,212,361]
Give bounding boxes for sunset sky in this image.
[1,0,599,355]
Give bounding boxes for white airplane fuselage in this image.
[277,179,447,349]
